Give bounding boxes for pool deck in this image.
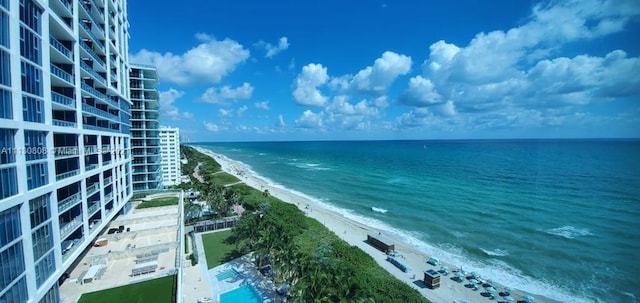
[191,230,278,303]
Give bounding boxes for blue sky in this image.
[127,0,640,142]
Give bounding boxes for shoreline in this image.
[193,146,558,303]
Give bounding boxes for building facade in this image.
[0,0,132,302]
[159,126,181,187]
[129,64,162,192]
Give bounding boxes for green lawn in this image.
[78,275,175,303]
[202,230,237,269]
[136,196,179,209]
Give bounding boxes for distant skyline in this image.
[128,0,640,142]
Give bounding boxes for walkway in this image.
[193,162,205,183]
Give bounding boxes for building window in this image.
[31,223,52,262]
[0,10,8,47]
[0,88,12,119]
[38,282,59,303]
[22,96,44,122]
[0,49,10,86]
[0,128,15,164]
[0,240,25,290]
[20,25,41,64]
[0,166,17,199]
[0,205,21,246]
[19,0,41,33]
[21,61,42,96]
[0,276,28,303]
[0,0,8,10]
[34,249,55,288]
[29,194,50,228]
[27,162,48,190]
[24,130,47,161]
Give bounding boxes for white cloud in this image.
[326,96,379,117]
[395,0,640,134]
[237,105,248,117]
[201,82,254,105]
[159,89,194,121]
[254,101,270,110]
[218,108,233,118]
[203,122,220,132]
[277,114,286,127]
[349,51,412,95]
[294,110,324,129]
[130,36,249,85]
[398,76,442,107]
[292,63,329,106]
[255,37,290,58]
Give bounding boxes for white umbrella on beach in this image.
[524,295,535,302]
[485,286,497,293]
[503,295,515,302]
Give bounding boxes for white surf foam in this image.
[371,206,388,214]
[542,225,594,239]
[480,248,509,257]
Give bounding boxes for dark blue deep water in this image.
[196,139,640,303]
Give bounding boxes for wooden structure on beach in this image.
[367,234,395,252]
[423,269,441,289]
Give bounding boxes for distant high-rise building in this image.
[129,64,162,191]
[0,0,133,301]
[160,126,181,187]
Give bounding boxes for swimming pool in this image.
[215,268,239,281]
[220,284,262,303]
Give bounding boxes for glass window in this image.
[38,282,59,303]
[29,194,50,228]
[20,61,42,96]
[0,0,8,10]
[0,49,10,86]
[0,11,7,47]
[19,0,42,33]
[27,162,48,190]
[0,167,18,200]
[24,130,47,161]
[22,96,44,122]
[0,241,25,290]
[0,205,21,247]
[0,88,12,119]
[32,223,53,266]
[0,128,15,164]
[20,25,41,64]
[0,276,28,303]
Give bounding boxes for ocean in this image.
[194,139,640,303]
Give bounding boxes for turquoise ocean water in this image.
[195,140,640,303]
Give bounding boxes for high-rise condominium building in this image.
[159,126,181,187]
[130,65,162,192]
[0,0,132,302]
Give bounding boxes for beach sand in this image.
[194,147,554,303]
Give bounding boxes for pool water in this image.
[215,268,239,281]
[220,285,262,303]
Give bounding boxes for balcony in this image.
[87,202,100,216]
[86,183,99,196]
[81,82,107,100]
[79,22,105,53]
[53,119,77,128]
[80,40,106,69]
[82,103,119,121]
[80,61,106,85]
[51,92,76,108]
[56,169,80,181]
[60,216,83,240]
[50,37,73,60]
[79,2,104,36]
[62,237,83,261]
[86,163,98,171]
[104,192,113,202]
[103,176,112,186]
[58,192,82,213]
[50,64,74,84]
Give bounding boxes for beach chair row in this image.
[387,256,412,273]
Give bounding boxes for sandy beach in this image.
[194,146,553,303]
